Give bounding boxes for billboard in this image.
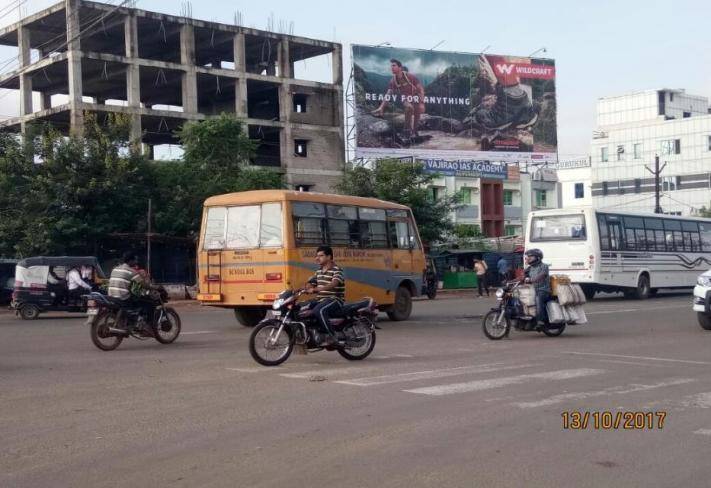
[352,45,557,162]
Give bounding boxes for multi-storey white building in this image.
[555,158,593,208]
[591,89,711,215]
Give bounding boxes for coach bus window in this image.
[700,223,711,252]
[327,205,359,247]
[204,207,227,250]
[624,216,645,251]
[598,214,610,250]
[293,202,326,246]
[387,209,408,219]
[644,218,665,251]
[530,214,587,242]
[682,221,701,252]
[226,206,261,249]
[663,219,682,251]
[606,215,623,251]
[260,203,283,247]
[359,208,388,249]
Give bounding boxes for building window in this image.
[602,182,609,196]
[707,135,711,151]
[574,183,584,199]
[633,143,642,159]
[460,188,472,204]
[505,225,518,236]
[634,179,641,193]
[601,147,609,162]
[535,190,547,208]
[293,94,308,113]
[662,176,678,192]
[683,111,691,118]
[661,139,681,155]
[428,187,441,202]
[616,145,625,161]
[503,190,513,206]
[294,139,308,157]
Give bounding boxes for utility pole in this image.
[645,155,667,214]
[147,198,152,276]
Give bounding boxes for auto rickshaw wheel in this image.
[19,304,40,320]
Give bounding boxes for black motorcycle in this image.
[248,289,379,366]
[482,281,566,340]
[85,287,181,351]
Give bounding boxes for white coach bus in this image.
[525,207,711,300]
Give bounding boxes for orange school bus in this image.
[196,190,426,326]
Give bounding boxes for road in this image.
[1,291,710,488]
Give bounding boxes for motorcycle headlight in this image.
[698,276,711,287]
[272,298,284,310]
[495,288,505,299]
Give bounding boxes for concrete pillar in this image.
[18,27,32,119]
[66,0,84,136]
[180,24,198,113]
[125,15,142,151]
[39,93,52,111]
[233,33,247,117]
[233,33,246,72]
[278,39,291,78]
[279,82,292,170]
[332,44,343,85]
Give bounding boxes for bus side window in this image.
[408,221,421,249]
[389,221,409,249]
[700,223,711,252]
[597,215,610,250]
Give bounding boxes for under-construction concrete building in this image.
[0,0,345,191]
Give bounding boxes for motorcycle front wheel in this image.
[482,310,510,340]
[154,307,181,344]
[90,310,124,351]
[249,320,293,366]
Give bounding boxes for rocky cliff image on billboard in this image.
[352,45,557,162]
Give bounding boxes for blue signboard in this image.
[420,159,509,179]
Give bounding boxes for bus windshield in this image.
[530,214,587,242]
[203,203,283,250]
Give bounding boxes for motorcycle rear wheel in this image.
[90,310,124,351]
[542,324,566,337]
[338,327,376,361]
[482,310,510,340]
[249,320,293,366]
[154,307,181,344]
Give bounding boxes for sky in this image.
[1,0,710,159]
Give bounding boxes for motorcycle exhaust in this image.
[107,327,130,336]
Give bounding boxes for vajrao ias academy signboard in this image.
[420,159,520,180]
[352,45,557,163]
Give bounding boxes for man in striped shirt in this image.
[306,246,345,346]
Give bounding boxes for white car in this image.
[693,270,711,330]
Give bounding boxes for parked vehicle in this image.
[85,286,181,351]
[249,289,379,366]
[482,281,586,340]
[422,256,437,300]
[525,207,711,300]
[11,256,105,320]
[693,269,711,330]
[0,259,17,305]
[196,190,426,326]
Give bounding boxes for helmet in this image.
[525,248,543,260]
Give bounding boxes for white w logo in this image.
[495,64,515,75]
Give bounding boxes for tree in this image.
[152,114,283,237]
[336,159,458,244]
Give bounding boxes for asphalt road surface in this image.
[2,291,710,488]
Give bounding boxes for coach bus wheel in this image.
[634,274,650,300]
[234,307,267,327]
[698,313,711,331]
[581,285,596,301]
[387,285,412,321]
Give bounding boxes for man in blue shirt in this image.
[497,256,510,286]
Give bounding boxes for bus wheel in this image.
[387,286,412,321]
[234,307,267,327]
[581,285,596,301]
[634,274,650,300]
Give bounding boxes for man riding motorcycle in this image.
[523,248,551,329]
[304,245,346,347]
[107,251,156,332]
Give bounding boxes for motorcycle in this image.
[482,281,566,340]
[248,289,379,366]
[85,287,181,351]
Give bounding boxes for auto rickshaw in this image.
[11,256,106,320]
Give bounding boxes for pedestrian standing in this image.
[474,259,489,297]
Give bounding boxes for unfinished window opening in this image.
[247,80,280,120]
[244,34,280,76]
[293,93,308,113]
[81,58,128,104]
[291,45,334,83]
[194,26,235,68]
[78,6,126,56]
[294,139,308,157]
[290,86,338,125]
[136,17,182,63]
[249,125,281,167]
[139,66,184,111]
[197,73,235,115]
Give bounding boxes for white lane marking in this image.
[225,367,268,373]
[280,366,378,379]
[514,378,696,409]
[596,359,670,367]
[565,352,711,365]
[404,368,605,396]
[694,429,711,436]
[680,392,711,409]
[370,354,415,360]
[181,331,217,335]
[335,363,535,387]
[587,304,688,315]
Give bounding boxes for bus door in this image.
[388,217,414,287]
[605,215,625,277]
